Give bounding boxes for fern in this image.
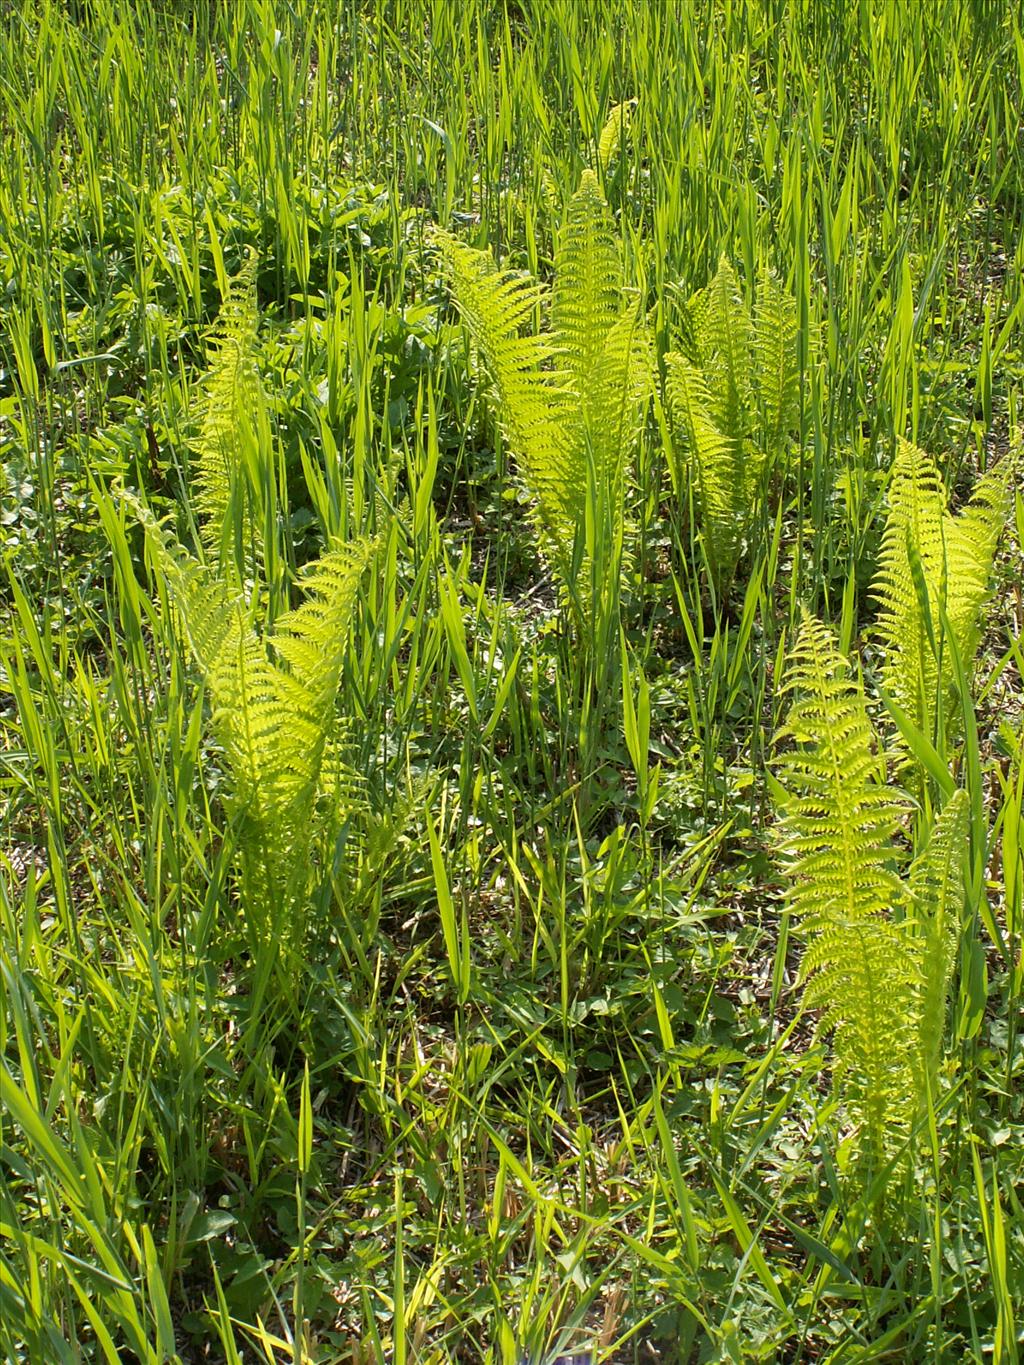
[131,496,374,965]
[191,255,270,582]
[433,170,651,625]
[909,788,970,1089]
[872,438,1013,753]
[665,257,798,592]
[775,613,968,1196]
[596,99,636,175]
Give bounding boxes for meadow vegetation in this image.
[1,1,1023,1360]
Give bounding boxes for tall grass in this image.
[2,0,1022,1360]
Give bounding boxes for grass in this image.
[1,0,1023,1360]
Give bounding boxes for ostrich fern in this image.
[665,258,798,594]
[433,170,651,629]
[775,613,968,1200]
[131,496,375,976]
[190,255,274,586]
[596,99,636,175]
[872,438,1013,757]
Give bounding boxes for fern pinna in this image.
[665,257,798,595]
[433,171,651,631]
[131,496,374,979]
[872,437,1013,756]
[775,612,968,1202]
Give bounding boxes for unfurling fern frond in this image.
[434,170,651,623]
[131,494,375,963]
[191,254,270,580]
[775,613,969,1201]
[665,257,798,593]
[872,439,1013,753]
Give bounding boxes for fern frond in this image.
[127,492,248,675]
[552,169,624,402]
[665,258,797,593]
[872,439,1011,749]
[239,538,376,927]
[872,439,946,736]
[944,458,1013,676]
[908,788,968,1091]
[689,257,755,440]
[432,228,582,567]
[596,99,636,174]
[775,613,916,1175]
[587,304,652,504]
[776,614,908,931]
[435,174,650,626]
[775,616,982,1203]
[800,915,919,1163]
[664,352,744,584]
[130,488,376,954]
[192,256,266,571]
[753,272,799,462]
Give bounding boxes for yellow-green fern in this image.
[872,439,1013,753]
[433,170,651,626]
[131,495,374,965]
[665,258,798,592]
[191,255,270,582]
[775,614,968,1196]
[596,99,636,175]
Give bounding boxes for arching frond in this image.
[432,228,581,569]
[775,613,978,1200]
[689,256,755,440]
[130,491,376,956]
[434,171,651,629]
[873,439,1012,749]
[753,272,800,461]
[665,258,798,593]
[596,99,636,174]
[664,352,744,584]
[552,169,623,399]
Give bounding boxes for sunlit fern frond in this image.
[596,99,636,174]
[908,788,969,1090]
[234,539,376,928]
[130,492,376,954]
[775,612,917,1176]
[873,439,947,730]
[586,304,652,506]
[873,439,1012,746]
[664,352,745,585]
[552,169,623,400]
[753,271,800,465]
[800,915,919,1166]
[666,259,798,593]
[128,492,248,674]
[435,172,650,619]
[688,256,755,440]
[943,457,1014,675]
[192,254,266,574]
[432,228,582,567]
[776,614,908,933]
